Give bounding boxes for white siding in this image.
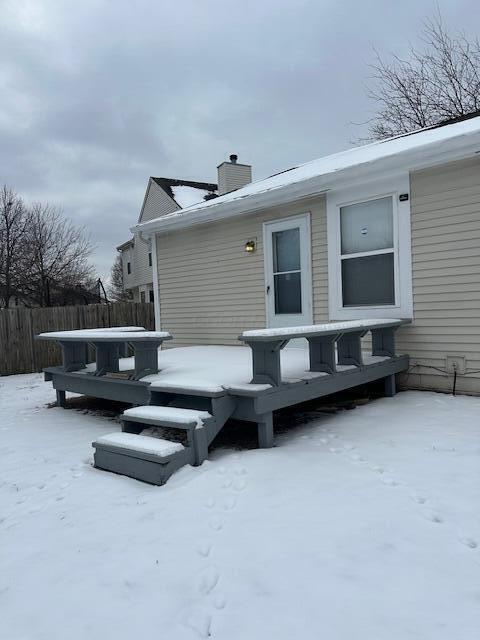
[156,196,327,346]
[397,156,480,394]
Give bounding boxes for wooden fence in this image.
[0,303,155,376]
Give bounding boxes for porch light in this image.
[245,240,256,253]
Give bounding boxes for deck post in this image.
[92,342,121,376]
[257,412,274,448]
[59,341,87,372]
[337,331,365,367]
[384,374,396,397]
[372,328,396,357]
[56,389,66,407]
[132,340,162,379]
[308,335,338,373]
[245,339,287,386]
[193,427,209,465]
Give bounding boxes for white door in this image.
[264,213,313,330]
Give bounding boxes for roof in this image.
[116,238,134,251]
[150,177,217,209]
[135,112,480,236]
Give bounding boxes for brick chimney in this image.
[217,154,252,196]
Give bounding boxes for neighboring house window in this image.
[327,177,413,320]
[149,290,154,303]
[127,262,131,275]
[140,291,146,303]
[148,252,152,267]
[340,196,394,306]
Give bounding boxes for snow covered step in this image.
[95,432,185,457]
[93,431,194,485]
[122,405,213,430]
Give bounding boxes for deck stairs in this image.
[93,388,237,485]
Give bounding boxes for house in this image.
[135,112,480,397]
[117,176,219,302]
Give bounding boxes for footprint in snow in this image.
[423,509,444,524]
[234,466,247,476]
[183,607,212,639]
[217,466,227,475]
[213,594,227,610]
[197,567,219,595]
[221,477,233,489]
[370,465,385,474]
[222,496,237,511]
[410,492,428,504]
[196,541,212,558]
[204,497,215,509]
[381,476,400,487]
[208,516,223,532]
[458,536,478,549]
[233,477,247,492]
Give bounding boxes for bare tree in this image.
[366,15,480,140]
[109,254,133,302]
[21,203,95,307]
[0,186,29,308]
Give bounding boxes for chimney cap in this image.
[229,154,238,164]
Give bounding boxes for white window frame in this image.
[327,175,413,320]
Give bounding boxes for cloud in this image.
[1,0,478,277]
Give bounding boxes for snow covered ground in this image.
[1,373,479,639]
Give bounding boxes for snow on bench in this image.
[239,319,406,386]
[94,432,184,458]
[123,406,212,429]
[37,330,172,378]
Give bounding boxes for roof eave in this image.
[135,130,480,237]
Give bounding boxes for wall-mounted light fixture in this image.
[244,239,256,254]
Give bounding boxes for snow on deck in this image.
[2,373,479,639]
[76,345,387,391]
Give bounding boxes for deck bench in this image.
[37,329,172,380]
[239,319,407,386]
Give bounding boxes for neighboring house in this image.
[118,176,219,302]
[135,113,480,396]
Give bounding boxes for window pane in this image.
[273,228,300,272]
[274,272,302,314]
[342,253,395,306]
[340,196,393,255]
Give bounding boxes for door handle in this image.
[266,285,271,294]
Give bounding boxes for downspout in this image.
[144,231,161,330]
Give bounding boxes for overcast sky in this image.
[1,0,479,278]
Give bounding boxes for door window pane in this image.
[340,196,393,255]
[342,253,395,306]
[274,272,302,314]
[273,228,300,272]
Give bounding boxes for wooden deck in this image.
[39,321,409,485]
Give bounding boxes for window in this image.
[327,177,413,321]
[272,227,302,314]
[148,252,152,267]
[149,290,154,303]
[127,262,131,275]
[340,196,395,306]
[140,291,146,303]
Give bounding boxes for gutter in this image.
[133,130,480,238]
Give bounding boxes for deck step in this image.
[122,405,212,430]
[93,432,194,485]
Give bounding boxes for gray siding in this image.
[140,180,179,222]
[156,196,328,346]
[397,156,480,394]
[217,162,252,195]
[134,181,180,288]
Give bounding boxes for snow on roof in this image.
[170,185,214,209]
[136,114,480,235]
